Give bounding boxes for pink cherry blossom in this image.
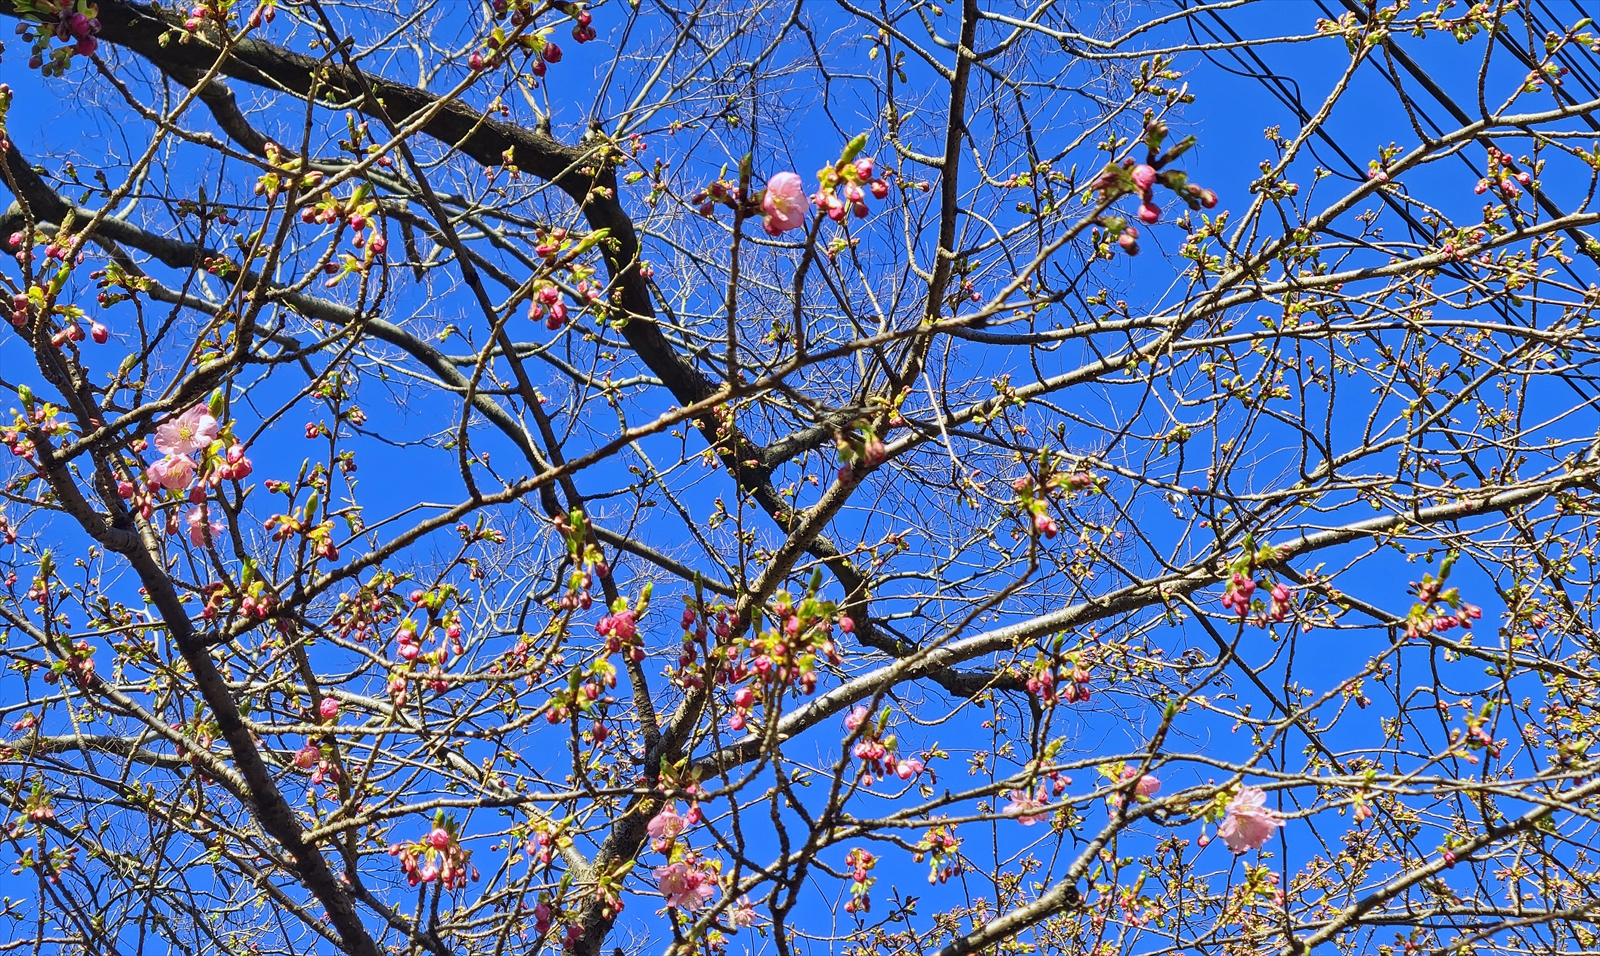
[647,804,685,846]
[654,861,715,911]
[294,743,319,769]
[185,505,222,546]
[1130,164,1157,191]
[1136,774,1161,798]
[1003,787,1051,825]
[155,404,219,456]
[146,455,196,490]
[844,705,869,731]
[1218,786,1283,853]
[319,697,340,720]
[760,172,807,236]
[895,757,925,780]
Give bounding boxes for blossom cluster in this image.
[654,856,717,911]
[121,404,253,548]
[15,0,101,74]
[694,136,892,239]
[843,705,925,785]
[1087,118,1218,256]
[391,819,478,890]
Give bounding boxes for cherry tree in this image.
[1,0,1599,955]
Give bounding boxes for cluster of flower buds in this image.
[913,825,962,884]
[1474,147,1533,198]
[256,142,325,203]
[597,606,641,659]
[294,741,341,786]
[1013,465,1101,538]
[1446,700,1501,762]
[835,428,889,484]
[391,818,477,890]
[9,234,73,265]
[1408,585,1478,636]
[743,591,843,697]
[691,178,744,220]
[560,568,597,611]
[1216,538,1298,626]
[1219,572,1260,616]
[3,394,77,468]
[246,0,276,29]
[525,235,609,332]
[842,705,924,785]
[1,424,36,461]
[557,1,596,41]
[812,136,890,222]
[527,283,569,331]
[525,817,574,868]
[182,0,225,31]
[263,510,338,561]
[43,639,95,687]
[544,657,615,724]
[1088,119,1217,256]
[533,898,557,936]
[14,785,56,835]
[1013,474,1059,538]
[17,2,100,72]
[552,510,608,610]
[198,580,278,622]
[1024,653,1092,705]
[842,848,876,914]
[671,603,732,691]
[468,24,561,74]
[1221,572,1295,624]
[299,181,385,257]
[1404,564,1482,640]
[393,615,454,675]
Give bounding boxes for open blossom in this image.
[654,860,716,911]
[1218,786,1283,853]
[844,705,869,731]
[185,505,222,546]
[155,404,219,456]
[147,454,195,490]
[647,804,685,848]
[760,172,807,235]
[895,757,925,780]
[1004,787,1052,825]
